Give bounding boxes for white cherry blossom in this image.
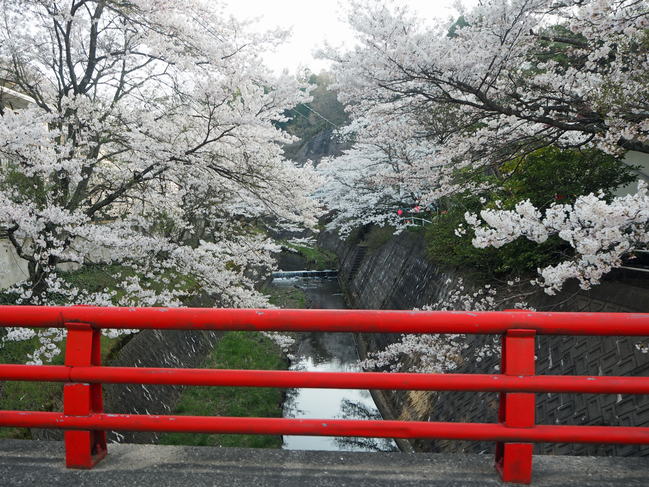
[466,182,649,294]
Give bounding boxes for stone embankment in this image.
[34,326,222,444]
[317,229,649,457]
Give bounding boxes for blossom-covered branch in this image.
[465,182,649,294]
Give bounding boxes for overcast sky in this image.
[223,1,469,75]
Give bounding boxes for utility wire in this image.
[291,104,339,130]
[302,104,339,129]
[290,107,312,124]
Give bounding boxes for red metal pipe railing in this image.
[1,306,649,335]
[2,412,649,445]
[2,364,649,395]
[0,306,648,485]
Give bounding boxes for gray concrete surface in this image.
[1,439,648,486]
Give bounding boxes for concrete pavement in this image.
[1,439,648,486]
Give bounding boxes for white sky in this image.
[222,1,469,75]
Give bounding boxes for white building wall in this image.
[615,150,649,197]
[0,238,113,290]
[0,239,30,289]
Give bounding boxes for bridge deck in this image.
[0,439,647,486]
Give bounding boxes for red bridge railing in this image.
[1,306,648,484]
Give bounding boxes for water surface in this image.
[271,276,398,452]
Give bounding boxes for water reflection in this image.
[272,276,398,452]
[334,399,398,452]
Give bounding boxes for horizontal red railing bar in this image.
[2,411,649,445]
[2,364,648,395]
[0,306,648,335]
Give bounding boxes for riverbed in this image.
[269,276,398,452]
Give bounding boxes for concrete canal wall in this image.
[317,229,649,456]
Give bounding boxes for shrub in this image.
[426,147,637,279]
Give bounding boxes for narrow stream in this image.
[270,276,398,452]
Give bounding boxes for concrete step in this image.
[1,439,648,486]
[348,246,368,281]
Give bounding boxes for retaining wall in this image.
[318,229,649,456]
[33,292,223,444]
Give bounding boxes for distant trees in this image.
[299,71,349,133]
[278,70,349,159]
[319,0,649,293]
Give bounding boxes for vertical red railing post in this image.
[495,328,536,484]
[64,323,107,469]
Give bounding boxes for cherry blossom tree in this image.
[324,0,648,197]
[319,0,648,376]
[318,110,437,236]
[0,1,323,313]
[360,279,528,374]
[319,0,648,291]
